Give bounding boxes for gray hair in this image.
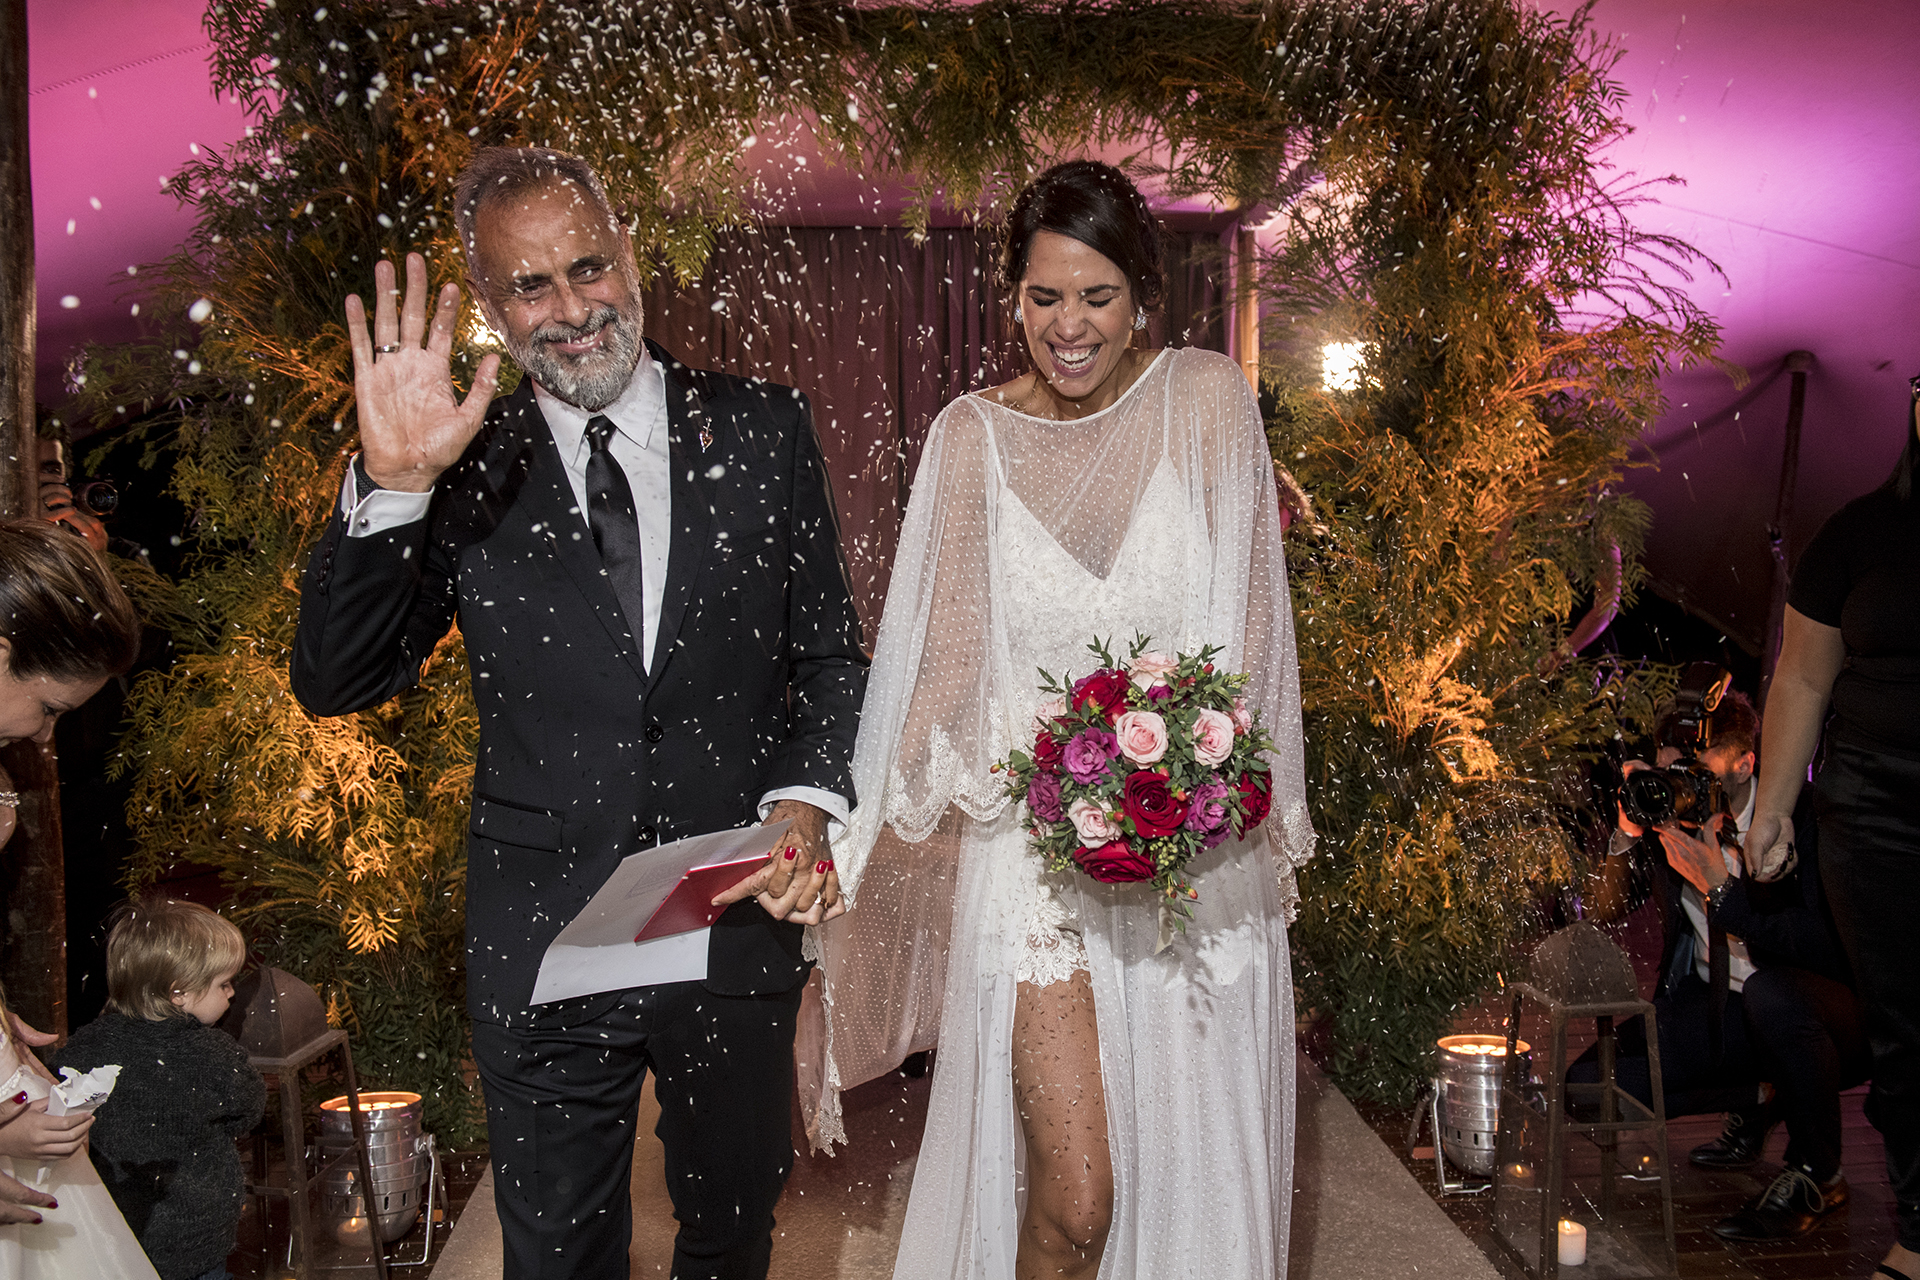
[451,146,626,262]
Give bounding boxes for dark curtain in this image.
[646,226,1226,641]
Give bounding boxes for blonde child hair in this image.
[105,898,246,1022]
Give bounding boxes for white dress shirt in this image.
[1680,782,1757,992]
[338,350,848,834]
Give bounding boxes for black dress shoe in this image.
[1711,1166,1849,1242]
[1689,1103,1779,1169]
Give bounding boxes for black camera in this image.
[1618,661,1737,833]
[70,478,118,519]
[1620,759,1723,830]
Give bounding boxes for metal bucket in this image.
[317,1091,428,1245]
[1435,1034,1530,1176]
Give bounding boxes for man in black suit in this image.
[292,147,867,1280]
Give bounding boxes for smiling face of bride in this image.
[1015,230,1145,419]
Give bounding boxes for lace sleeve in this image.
[831,397,1005,899]
[1171,352,1317,912]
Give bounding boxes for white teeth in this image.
[1054,346,1096,369]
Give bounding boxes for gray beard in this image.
[507,304,644,412]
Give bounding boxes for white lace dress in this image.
[807,347,1314,1279]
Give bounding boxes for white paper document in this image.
[528,820,791,1005]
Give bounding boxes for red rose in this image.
[1032,727,1065,775]
[1122,769,1188,838]
[1070,669,1133,723]
[1072,839,1155,884]
[1234,768,1273,835]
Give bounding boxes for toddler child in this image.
[51,899,265,1280]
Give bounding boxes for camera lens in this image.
[73,479,118,518]
[1621,771,1677,830]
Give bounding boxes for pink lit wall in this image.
[24,1,1920,642]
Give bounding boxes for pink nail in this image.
[815,860,829,874]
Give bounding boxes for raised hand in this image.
[345,253,502,492]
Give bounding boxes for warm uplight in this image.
[1437,1034,1530,1057]
[1321,341,1367,391]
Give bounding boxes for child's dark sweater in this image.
[51,1010,266,1280]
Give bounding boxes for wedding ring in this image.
[374,343,402,354]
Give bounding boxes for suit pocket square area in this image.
[470,795,565,852]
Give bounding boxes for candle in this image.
[1558,1219,1587,1266]
[1504,1162,1534,1188]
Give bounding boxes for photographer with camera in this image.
[1577,668,1862,1241]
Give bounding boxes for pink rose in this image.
[1113,709,1169,765]
[1192,708,1236,767]
[1031,695,1068,737]
[1231,696,1253,734]
[1068,798,1117,846]
[1127,650,1179,690]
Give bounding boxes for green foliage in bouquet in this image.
[69,0,1707,1115]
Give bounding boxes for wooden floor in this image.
[1356,897,1900,1279]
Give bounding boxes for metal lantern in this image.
[1492,923,1679,1279]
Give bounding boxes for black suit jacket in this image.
[292,341,867,1028]
[1653,783,1850,1000]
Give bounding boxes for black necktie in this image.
[584,415,647,667]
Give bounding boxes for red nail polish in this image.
[782,846,798,860]
[10,1091,24,1105]
[816,860,829,874]
[824,860,836,871]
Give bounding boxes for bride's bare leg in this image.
[1013,970,1112,1280]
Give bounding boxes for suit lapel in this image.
[649,341,718,693]
[507,379,649,682]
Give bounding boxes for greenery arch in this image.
[82,0,1715,1139]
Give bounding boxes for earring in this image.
[1133,308,1148,331]
[1013,305,1024,325]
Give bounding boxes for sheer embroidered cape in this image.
[800,347,1314,1277]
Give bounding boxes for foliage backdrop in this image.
[80,0,1714,1133]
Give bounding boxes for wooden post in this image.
[0,0,69,1037]
[1234,226,1260,392]
[1760,350,1816,704]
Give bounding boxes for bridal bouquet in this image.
[995,634,1276,939]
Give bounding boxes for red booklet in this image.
[634,856,768,942]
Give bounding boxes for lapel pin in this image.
[698,424,714,453]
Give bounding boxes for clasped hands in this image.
[710,799,845,925]
[0,1012,91,1226]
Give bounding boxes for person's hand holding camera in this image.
[1655,813,1737,897]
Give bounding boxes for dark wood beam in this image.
[0,0,70,1038]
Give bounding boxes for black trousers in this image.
[1568,973,1761,1118]
[1817,742,1920,1251]
[1742,965,1868,1180]
[471,980,806,1280]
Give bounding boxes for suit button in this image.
[645,723,664,743]
[638,824,659,844]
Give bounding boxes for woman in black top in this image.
[1751,384,1920,1280]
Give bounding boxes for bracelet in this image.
[0,791,18,808]
[1706,877,1737,912]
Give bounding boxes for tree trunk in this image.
[0,0,69,1038]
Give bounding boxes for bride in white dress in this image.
[812,160,1314,1279]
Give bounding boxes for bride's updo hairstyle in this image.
[999,159,1166,316]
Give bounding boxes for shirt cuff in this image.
[758,786,850,841]
[340,455,433,537]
